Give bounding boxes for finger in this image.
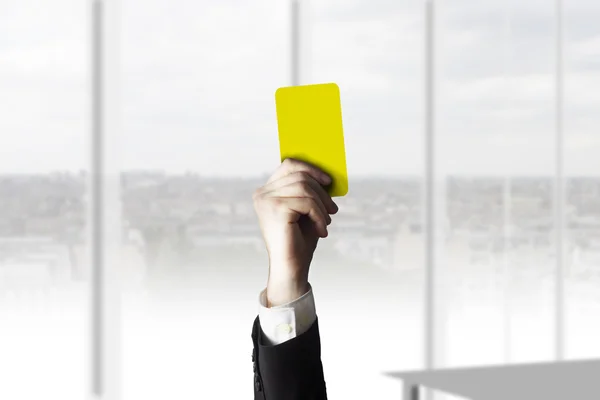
[261,171,338,215]
[263,180,331,225]
[268,158,332,186]
[284,197,329,237]
[302,175,339,215]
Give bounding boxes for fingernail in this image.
[322,174,332,185]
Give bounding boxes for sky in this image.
[1,0,600,176]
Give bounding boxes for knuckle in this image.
[293,171,309,181]
[298,181,312,195]
[269,197,284,211]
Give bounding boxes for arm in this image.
[251,158,337,399]
[252,287,326,400]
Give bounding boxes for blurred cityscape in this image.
[1,172,600,304]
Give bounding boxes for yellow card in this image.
[275,83,349,197]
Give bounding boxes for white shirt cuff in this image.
[258,283,317,346]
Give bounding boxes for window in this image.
[310,1,425,398]
[120,1,287,398]
[0,1,89,399]
[4,1,600,399]
[564,0,600,360]
[436,0,557,368]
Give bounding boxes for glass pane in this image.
[120,1,287,398]
[0,1,89,399]
[437,0,556,370]
[311,1,424,398]
[564,0,600,359]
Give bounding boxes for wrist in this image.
[266,275,309,307]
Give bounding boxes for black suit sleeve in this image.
[251,315,327,400]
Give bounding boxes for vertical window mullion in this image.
[424,0,436,376]
[291,0,300,86]
[554,0,565,362]
[290,0,311,87]
[90,0,122,399]
[502,0,514,365]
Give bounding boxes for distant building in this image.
[0,236,71,291]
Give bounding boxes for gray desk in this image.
[385,359,600,400]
